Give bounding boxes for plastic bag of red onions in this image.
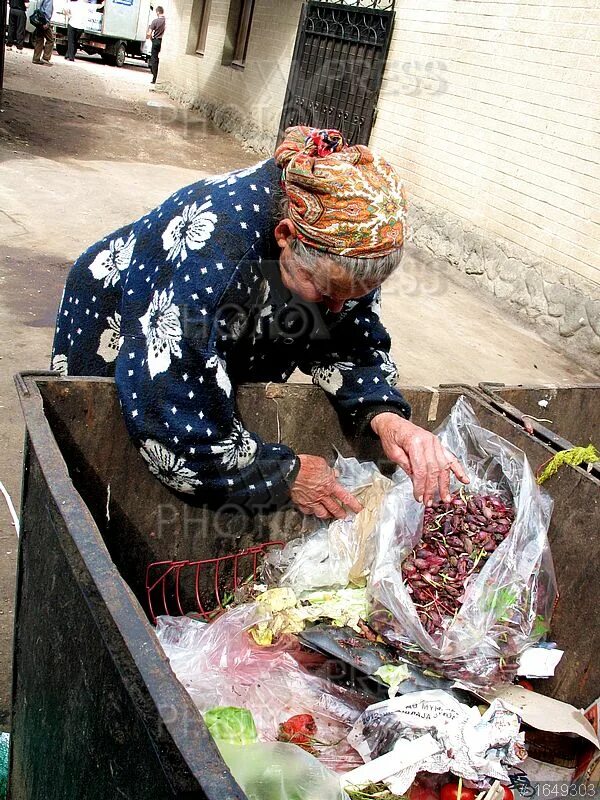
[368,396,557,688]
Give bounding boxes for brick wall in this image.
[159,0,600,362]
[370,0,600,358]
[159,0,303,150]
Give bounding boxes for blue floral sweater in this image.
[52,159,411,509]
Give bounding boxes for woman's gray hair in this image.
[288,237,403,285]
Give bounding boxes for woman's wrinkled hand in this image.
[291,454,363,520]
[371,412,470,506]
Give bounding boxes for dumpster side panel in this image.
[10,451,205,800]
[10,423,245,800]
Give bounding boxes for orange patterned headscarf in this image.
[274,126,407,259]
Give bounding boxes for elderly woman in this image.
[52,126,467,518]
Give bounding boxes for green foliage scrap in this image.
[537,444,600,485]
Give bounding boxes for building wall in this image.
[159,0,600,361]
[159,0,303,151]
[370,0,600,359]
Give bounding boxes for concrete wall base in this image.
[162,83,275,156]
[410,197,600,371]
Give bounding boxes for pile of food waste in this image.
[151,398,572,800]
[402,492,515,636]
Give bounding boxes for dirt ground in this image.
[0,47,596,728]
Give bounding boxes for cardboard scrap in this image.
[478,686,600,749]
[573,697,600,784]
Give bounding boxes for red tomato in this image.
[517,678,534,691]
[277,714,317,748]
[440,783,477,800]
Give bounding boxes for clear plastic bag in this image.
[267,456,392,593]
[368,396,557,687]
[218,741,344,800]
[0,732,8,800]
[155,604,368,771]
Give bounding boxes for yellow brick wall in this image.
[159,0,303,144]
[369,0,600,290]
[158,0,600,356]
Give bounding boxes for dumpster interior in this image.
[481,384,600,448]
[10,377,600,799]
[480,384,600,481]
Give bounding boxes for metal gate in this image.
[278,0,395,145]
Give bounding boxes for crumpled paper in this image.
[348,690,526,793]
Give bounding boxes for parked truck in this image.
[51,0,153,67]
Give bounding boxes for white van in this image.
[51,0,153,67]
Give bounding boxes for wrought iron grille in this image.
[319,0,394,8]
[278,1,395,144]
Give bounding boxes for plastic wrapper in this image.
[0,732,8,800]
[155,604,368,771]
[348,690,526,792]
[266,456,392,592]
[218,741,344,800]
[369,396,557,687]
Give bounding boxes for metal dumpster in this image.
[9,375,600,799]
[479,383,600,480]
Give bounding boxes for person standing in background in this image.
[147,5,165,85]
[6,0,28,51]
[32,0,55,65]
[64,0,101,61]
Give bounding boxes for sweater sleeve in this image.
[115,313,300,510]
[301,288,412,433]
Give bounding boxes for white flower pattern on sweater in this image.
[97,312,123,363]
[89,231,136,288]
[210,418,258,471]
[139,289,183,379]
[162,200,218,263]
[139,439,202,493]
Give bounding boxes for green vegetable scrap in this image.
[537,444,600,484]
[250,586,369,645]
[346,783,408,800]
[251,587,307,645]
[485,585,519,622]
[203,707,258,746]
[373,664,410,698]
[301,588,369,632]
[532,614,550,638]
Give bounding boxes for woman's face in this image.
[275,220,380,313]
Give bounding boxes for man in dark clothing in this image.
[6,0,28,51]
[147,5,165,84]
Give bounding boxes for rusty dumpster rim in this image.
[478,381,600,481]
